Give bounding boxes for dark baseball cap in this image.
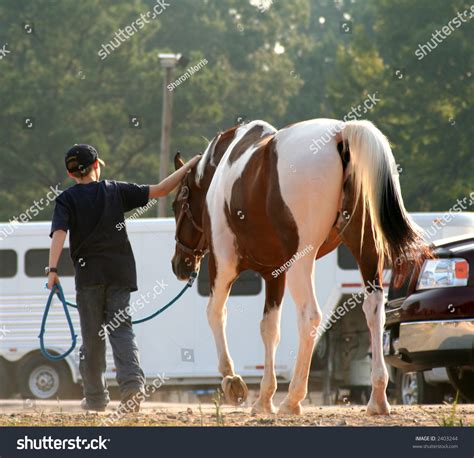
[65,144,105,174]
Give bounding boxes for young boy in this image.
[48,144,200,412]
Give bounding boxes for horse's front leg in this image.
[206,252,248,405]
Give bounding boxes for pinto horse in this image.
[171,118,432,415]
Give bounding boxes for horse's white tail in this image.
[341,120,431,278]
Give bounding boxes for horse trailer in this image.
[0,212,473,400]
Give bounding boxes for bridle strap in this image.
[182,202,203,232]
[175,182,208,258]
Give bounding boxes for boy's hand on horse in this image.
[149,154,202,199]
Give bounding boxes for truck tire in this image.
[396,370,443,405]
[18,353,78,400]
[0,358,14,398]
[447,367,474,402]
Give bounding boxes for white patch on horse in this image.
[226,120,276,160]
[252,306,281,414]
[275,119,343,245]
[271,120,343,413]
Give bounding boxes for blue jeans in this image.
[76,285,145,407]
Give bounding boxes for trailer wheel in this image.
[19,353,77,400]
[0,359,14,398]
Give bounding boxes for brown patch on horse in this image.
[197,127,239,185]
[316,228,341,259]
[263,273,286,313]
[213,127,238,164]
[338,185,382,287]
[228,124,270,164]
[224,137,299,278]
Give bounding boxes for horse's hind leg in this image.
[279,254,321,415]
[206,252,249,405]
[252,274,285,414]
[340,216,390,415]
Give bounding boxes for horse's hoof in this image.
[366,397,391,416]
[221,375,248,405]
[251,398,276,415]
[278,399,302,416]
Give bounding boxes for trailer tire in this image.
[0,359,14,398]
[18,353,78,400]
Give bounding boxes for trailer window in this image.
[0,249,17,278]
[337,245,358,270]
[25,249,75,277]
[197,255,262,296]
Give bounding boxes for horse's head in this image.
[171,152,208,280]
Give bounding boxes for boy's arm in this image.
[47,229,67,289]
[149,155,201,199]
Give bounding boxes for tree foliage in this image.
[0,0,472,221]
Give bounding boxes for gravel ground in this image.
[0,402,473,427]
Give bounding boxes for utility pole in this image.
[157,53,182,217]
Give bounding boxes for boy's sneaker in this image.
[117,390,142,414]
[80,398,107,412]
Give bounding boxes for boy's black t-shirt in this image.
[50,180,149,292]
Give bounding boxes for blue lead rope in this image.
[132,272,197,324]
[39,272,198,361]
[39,283,78,361]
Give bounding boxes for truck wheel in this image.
[447,367,474,402]
[0,359,14,398]
[18,354,77,400]
[396,370,443,405]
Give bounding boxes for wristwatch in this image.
[45,267,58,276]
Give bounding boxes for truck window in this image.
[337,245,358,270]
[0,249,17,278]
[197,255,262,296]
[25,248,75,277]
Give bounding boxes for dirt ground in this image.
[1,401,473,427]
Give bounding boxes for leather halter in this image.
[174,173,208,258]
